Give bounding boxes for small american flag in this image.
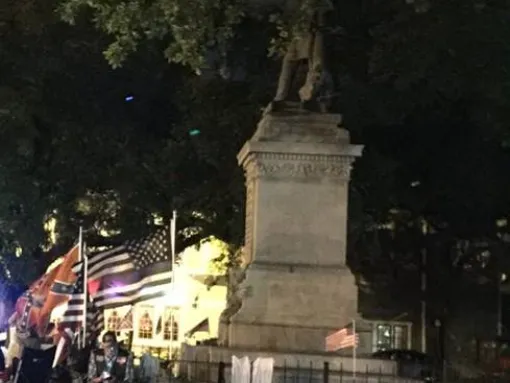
[59,263,104,340]
[87,227,173,309]
[58,264,85,331]
[325,327,359,352]
[86,300,104,338]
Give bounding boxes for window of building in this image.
[138,310,154,339]
[107,310,121,331]
[163,309,178,341]
[373,322,410,351]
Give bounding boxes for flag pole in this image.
[169,210,177,361]
[76,227,84,349]
[352,319,357,382]
[171,210,177,269]
[78,227,83,262]
[52,336,67,368]
[81,245,88,349]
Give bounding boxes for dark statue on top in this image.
[267,0,335,114]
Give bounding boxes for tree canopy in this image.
[3,0,510,334]
[0,0,275,284]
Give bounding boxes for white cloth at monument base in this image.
[252,357,274,383]
[231,356,250,383]
[139,352,160,382]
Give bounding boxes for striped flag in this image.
[57,261,105,343]
[87,227,173,309]
[58,262,85,331]
[325,327,359,352]
[86,300,104,339]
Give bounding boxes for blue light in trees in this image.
[125,95,134,102]
[189,129,201,136]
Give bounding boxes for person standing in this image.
[88,332,133,383]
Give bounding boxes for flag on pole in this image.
[54,258,105,345]
[29,265,61,296]
[12,265,62,337]
[87,227,173,309]
[58,264,86,332]
[325,327,359,352]
[86,300,104,340]
[38,245,80,334]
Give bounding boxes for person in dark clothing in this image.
[69,344,92,375]
[49,365,73,383]
[87,332,133,383]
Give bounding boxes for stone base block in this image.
[227,322,335,353]
[226,263,358,352]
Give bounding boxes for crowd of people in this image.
[1,331,165,383]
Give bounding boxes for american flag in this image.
[86,300,104,338]
[87,227,173,309]
[325,327,359,352]
[58,262,85,331]
[59,262,104,339]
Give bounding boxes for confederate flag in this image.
[37,245,80,335]
[11,265,61,337]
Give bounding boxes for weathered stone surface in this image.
[221,109,363,353]
[228,264,358,352]
[251,104,348,144]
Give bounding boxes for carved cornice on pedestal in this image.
[237,112,363,181]
[241,152,355,181]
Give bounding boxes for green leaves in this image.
[4,0,510,302]
[57,0,245,69]
[0,0,268,279]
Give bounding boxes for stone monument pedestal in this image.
[221,105,363,353]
